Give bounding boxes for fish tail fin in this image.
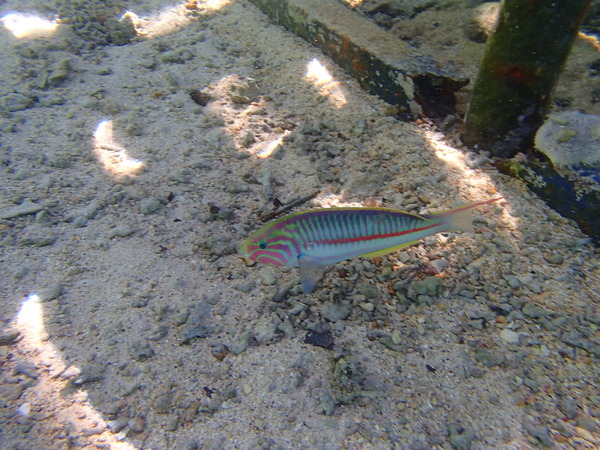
[433,197,504,233]
[445,208,475,232]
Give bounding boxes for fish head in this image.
[239,219,296,267]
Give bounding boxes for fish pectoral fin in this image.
[298,254,327,294]
[358,240,419,258]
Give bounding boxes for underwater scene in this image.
[0,0,599,448]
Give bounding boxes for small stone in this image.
[130,340,154,361]
[239,131,255,148]
[524,422,553,447]
[242,383,253,395]
[128,416,146,433]
[475,347,506,367]
[229,331,253,355]
[166,414,179,431]
[500,329,520,344]
[544,254,564,265]
[19,227,56,247]
[0,93,33,112]
[14,361,38,379]
[304,330,334,349]
[252,317,279,344]
[0,199,44,219]
[38,93,65,107]
[320,302,351,322]
[140,197,161,214]
[0,383,24,401]
[107,417,129,433]
[211,344,229,361]
[17,402,31,416]
[153,392,173,414]
[559,397,579,419]
[229,78,260,104]
[574,426,598,443]
[59,366,81,380]
[448,423,475,450]
[359,302,375,312]
[430,259,449,273]
[109,15,137,45]
[504,275,521,289]
[523,377,540,392]
[81,426,106,437]
[72,367,103,385]
[122,381,142,397]
[316,389,336,415]
[358,283,379,299]
[0,329,20,346]
[38,284,63,302]
[522,303,547,319]
[146,325,168,341]
[179,324,212,345]
[48,59,72,86]
[108,225,136,239]
[539,345,550,357]
[409,276,444,298]
[259,268,278,286]
[575,414,598,433]
[160,49,193,64]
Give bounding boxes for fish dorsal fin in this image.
[298,254,327,294]
[358,240,420,258]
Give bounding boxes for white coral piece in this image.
[534,111,600,168]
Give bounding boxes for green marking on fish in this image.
[239,198,502,293]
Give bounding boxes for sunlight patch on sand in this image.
[1,12,59,38]
[305,58,348,108]
[255,131,292,158]
[423,128,517,230]
[11,293,135,449]
[93,120,144,179]
[124,0,231,38]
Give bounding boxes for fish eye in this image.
[258,241,267,249]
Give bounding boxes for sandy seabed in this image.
[0,1,598,448]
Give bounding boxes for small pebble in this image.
[109,225,136,238]
[0,329,20,346]
[544,254,564,265]
[0,199,43,219]
[17,402,31,416]
[128,416,146,433]
[38,284,63,302]
[304,330,334,349]
[140,197,161,214]
[500,329,520,344]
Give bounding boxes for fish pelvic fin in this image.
[298,254,327,293]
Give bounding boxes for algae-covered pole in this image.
[463,0,591,157]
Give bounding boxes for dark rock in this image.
[304,330,334,349]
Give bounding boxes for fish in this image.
[239,198,503,293]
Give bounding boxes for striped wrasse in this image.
[239,198,502,293]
